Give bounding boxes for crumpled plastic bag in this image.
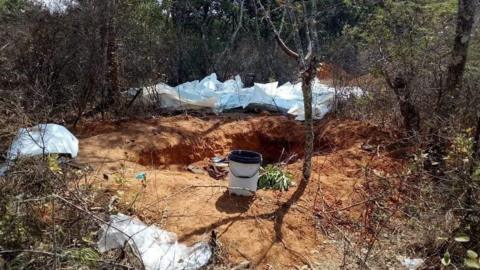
[7,124,79,160]
[97,213,212,270]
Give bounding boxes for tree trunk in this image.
[105,0,119,110]
[94,0,119,115]
[430,0,478,172]
[256,0,316,242]
[385,74,420,136]
[446,0,477,96]
[301,58,317,182]
[438,0,478,119]
[392,77,420,136]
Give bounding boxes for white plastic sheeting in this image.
[0,163,9,177]
[400,257,424,270]
[130,73,362,121]
[31,0,77,13]
[98,213,212,270]
[6,124,79,160]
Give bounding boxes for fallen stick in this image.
[325,195,385,214]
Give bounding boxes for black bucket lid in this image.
[228,150,262,164]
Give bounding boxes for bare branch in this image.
[230,0,245,46]
[304,39,313,61]
[301,0,313,61]
[219,0,245,58]
[257,0,299,59]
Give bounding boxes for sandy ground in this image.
[75,114,404,269]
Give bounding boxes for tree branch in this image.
[301,0,313,61]
[257,0,299,59]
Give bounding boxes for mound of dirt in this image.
[75,114,405,268]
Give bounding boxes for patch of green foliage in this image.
[440,232,480,269]
[66,247,100,267]
[47,154,62,174]
[0,206,32,250]
[258,165,293,191]
[113,163,128,185]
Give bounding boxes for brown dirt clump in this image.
[75,114,405,268]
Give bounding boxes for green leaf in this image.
[258,165,292,191]
[454,233,471,242]
[467,250,479,259]
[464,258,480,269]
[441,251,451,266]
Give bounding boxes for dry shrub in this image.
[334,73,402,131]
[0,156,118,269]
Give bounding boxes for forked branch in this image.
[257,0,313,64]
[301,0,313,61]
[257,0,300,60]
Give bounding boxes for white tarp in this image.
[399,257,424,270]
[31,0,77,13]
[6,124,79,160]
[0,163,9,177]
[98,213,212,270]
[128,73,362,121]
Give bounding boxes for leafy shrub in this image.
[258,165,293,191]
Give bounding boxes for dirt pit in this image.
[76,114,405,269]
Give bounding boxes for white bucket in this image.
[228,150,262,196]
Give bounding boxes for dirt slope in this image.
[76,114,404,269]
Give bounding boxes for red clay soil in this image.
[76,114,405,269]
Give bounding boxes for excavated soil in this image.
[76,114,405,269]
